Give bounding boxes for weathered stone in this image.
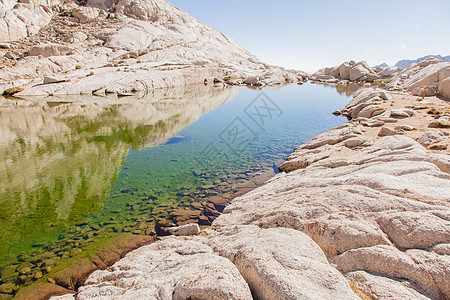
[394,124,415,131]
[168,223,201,236]
[44,76,62,84]
[412,85,437,97]
[390,109,415,118]
[359,118,385,127]
[344,137,373,148]
[2,86,23,95]
[77,238,253,299]
[28,44,73,57]
[417,131,445,147]
[210,226,359,300]
[356,105,385,118]
[0,2,55,42]
[333,245,443,299]
[349,64,370,81]
[337,62,350,80]
[377,212,450,249]
[302,218,389,256]
[438,77,450,99]
[347,271,430,300]
[71,7,100,23]
[378,126,398,136]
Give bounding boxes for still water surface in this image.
[0,83,356,291]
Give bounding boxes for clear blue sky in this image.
[169,0,450,72]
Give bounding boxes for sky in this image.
[169,0,450,72]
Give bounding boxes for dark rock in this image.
[2,87,23,96]
[14,283,73,300]
[0,283,16,294]
[0,293,13,300]
[0,265,18,279]
[208,196,228,212]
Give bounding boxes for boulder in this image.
[339,62,351,80]
[438,66,450,82]
[390,109,414,118]
[324,67,333,76]
[405,62,450,91]
[356,105,385,118]
[210,226,359,300]
[438,77,450,99]
[71,7,100,23]
[330,66,340,77]
[28,44,73,57]
[359,118,385,127]
[63,32,88,43]
[349,63,378,82]
[0,2,55,42]
[344,137,373,148]
[378,127,398,136]
[43,76,62,84]
[355,61,375,73]
[77,238,253,299]
[167,223,201,236]
[349,65,369,81]
[412,85,437,97]
[417,131,445,147]
[428,116,450,128]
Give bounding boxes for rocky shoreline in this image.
[46,88,449,300]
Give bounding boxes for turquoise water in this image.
[0,83,354,293]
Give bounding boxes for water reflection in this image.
[0,85,241,261]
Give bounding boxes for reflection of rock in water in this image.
[0,86,241,259]
[164,135,185,145]
[335,82,364,96]
[311,82,364,97]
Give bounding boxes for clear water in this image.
[0,82,356,291]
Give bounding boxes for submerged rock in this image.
[168,223,201,236]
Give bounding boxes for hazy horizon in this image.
[169,0,450,72]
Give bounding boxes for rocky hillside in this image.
[0,0,303,96]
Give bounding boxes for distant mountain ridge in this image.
[395,55,450,69]
[374,55,450,69]
[373,63,388,68]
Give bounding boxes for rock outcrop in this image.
[386,56,450,99]
[0,0,59,42]
[0,0,303,95]
[53,88,450,300]
[312,60,380,83]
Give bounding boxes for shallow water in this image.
[0,82,356,292]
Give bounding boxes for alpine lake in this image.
[0,82,363,296]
